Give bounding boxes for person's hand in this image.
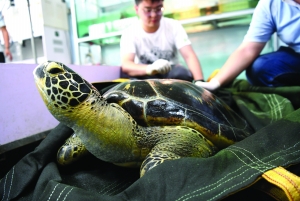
[194,78,220,91]
[146,59,171,75]
[5,48,12,61]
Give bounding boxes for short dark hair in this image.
[135,0,163,5]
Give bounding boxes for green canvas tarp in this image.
[1,80,300,201]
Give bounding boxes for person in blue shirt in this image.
[0,11,12,63]
[195,0,300,90]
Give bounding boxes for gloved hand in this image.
[194,78,220,91]
[146,59,171,75]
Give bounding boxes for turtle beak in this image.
[33,62,51,105]
[33,62,47,80]
[35,82,51,106]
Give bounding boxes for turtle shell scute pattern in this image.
[102,79,253,146]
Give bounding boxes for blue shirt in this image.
[244,0,300,53]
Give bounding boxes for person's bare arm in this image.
[195,41,266,90]
[179,45,204,80]
[215,41,266,86]
[121,53,148,76]
[0,26,12,61]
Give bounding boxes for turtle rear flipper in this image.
[140,127,217,177]
[57,133,90,165]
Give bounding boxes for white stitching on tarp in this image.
[176,141,300,201]
[99,180,128,195]
[236,94,289,121]
[265,94,276,121]
[107,182,132,196]
[229,144,300,167]
[98,181,119,194]
[264,94,284,122]
[6,166,14,201]
[227,147,273,169]
[272,94,283,119]
[56,186,68,201]
[206,151,300,201]
[48,183,59,201]
[186,173,258,201]
[175,161,257,200]
[62,188,73,201]
[1,170,8,201]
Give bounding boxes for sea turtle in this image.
[33,61,253,177]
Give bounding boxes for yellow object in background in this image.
[173,6,200,20]
[207,69,220,82]
[113,78,130,82]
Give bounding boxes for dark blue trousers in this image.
[246,46,300,87]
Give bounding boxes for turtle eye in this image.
[46,62,65,75]
[49,67,63,75]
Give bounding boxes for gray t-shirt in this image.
[120,17,191,65]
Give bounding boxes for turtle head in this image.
[33,61,99,121]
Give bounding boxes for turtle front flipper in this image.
[57,133,89,165]
[140,148,181,177]
[140,126,218,177]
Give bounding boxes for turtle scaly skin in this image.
[57,134,89,165]
[33,61,252,177]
